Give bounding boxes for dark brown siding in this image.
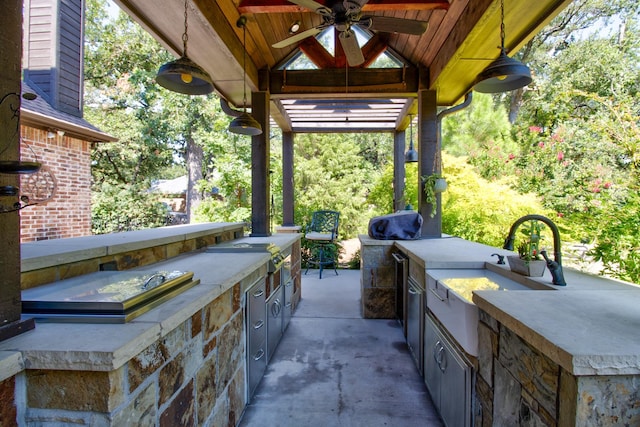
[23,0,83,117]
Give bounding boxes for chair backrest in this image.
[307,210,340,240]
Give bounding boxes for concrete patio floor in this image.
[238,269,443,427]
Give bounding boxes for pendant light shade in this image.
[156,0,214,95]
[474,0,532,93]
[229,112,263,135]
[157,56,214,95]
[405,115,418,163]
[474,48,532,93]
[228,16,263,136]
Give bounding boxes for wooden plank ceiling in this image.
[114,0,572,132]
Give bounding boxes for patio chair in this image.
[304,210,340,279]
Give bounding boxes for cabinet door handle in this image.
[253,320,264,330]
[429,287,447,301]
[253,289,264,298]
[392,253,407,263]
[271,300,282,316]
[253,349,265,361]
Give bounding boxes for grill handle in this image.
[142,273,166,290]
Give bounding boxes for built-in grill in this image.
[22,270,199,323]
[206,241,285,273]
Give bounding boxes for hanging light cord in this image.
[499,0,505,51]
[242,22,247,111]
[182,0,189,56]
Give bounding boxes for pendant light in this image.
[474,0,532,93]
[228,17,263,135]
[156,0,214,95]
[404,114,418,163]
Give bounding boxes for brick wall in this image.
[19,125,92,242]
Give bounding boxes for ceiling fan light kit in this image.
[474,0,532,93]
[156,0,214,95]
[271,0,429,67]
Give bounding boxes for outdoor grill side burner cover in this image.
[22,270,198,323]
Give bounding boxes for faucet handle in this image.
[491,253,505,265]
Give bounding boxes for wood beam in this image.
[238,0,450,14]
[269,68,419,97]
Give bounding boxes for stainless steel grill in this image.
[22,270,199,323]
[206,241,285,272]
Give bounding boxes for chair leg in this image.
[318,245,324,279]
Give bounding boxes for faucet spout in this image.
[503,214,567,286]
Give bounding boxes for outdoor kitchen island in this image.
[360,234,640,426]
[0,223,301,426]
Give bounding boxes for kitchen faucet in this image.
[503,214,567,286]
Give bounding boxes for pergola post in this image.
[282,131,295,226]
[250,90,271,236]
[0,0,35,341]
[417,89,441,237]
[393,129,406,212]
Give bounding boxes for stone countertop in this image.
[0,351,23,382]
[1,232,301,372]
[364,234,640,376]
[389,235,513,269]
[21,222,245,271]
[473,290,640,376]
[0,251,269,371]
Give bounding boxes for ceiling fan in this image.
[271,0,428,66]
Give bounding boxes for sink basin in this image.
[426,268,550,356]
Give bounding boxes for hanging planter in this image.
[433,177,448,193]
[422,173,447,218]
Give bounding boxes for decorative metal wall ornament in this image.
[228,16,263,135]
[0,92,57,213]
[474,0,532,93]
[156,0,214,95]
[0,165,57,213]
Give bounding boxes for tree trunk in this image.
[508,87,524,124]
[185,135,204,222]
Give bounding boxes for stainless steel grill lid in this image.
[206,242,285,272]
[22,270,199,323]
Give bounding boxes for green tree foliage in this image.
[91,183,167,234]
[439,154,553,247]
[511,1,640,281]
[85,0,229,231]
[294,133,392,238]
[442,93,518,180]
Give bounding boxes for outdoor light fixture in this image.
[474,0,532,93]
[289,21,301,34]
[405,115,418,163]
[228,16,263,136]
[156,0,214,95]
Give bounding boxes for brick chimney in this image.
[22,0,84,118]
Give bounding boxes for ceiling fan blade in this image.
[272,27,323,48]
[339,30,365,66]
[287,0,332,16]
[365,16,428,35]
